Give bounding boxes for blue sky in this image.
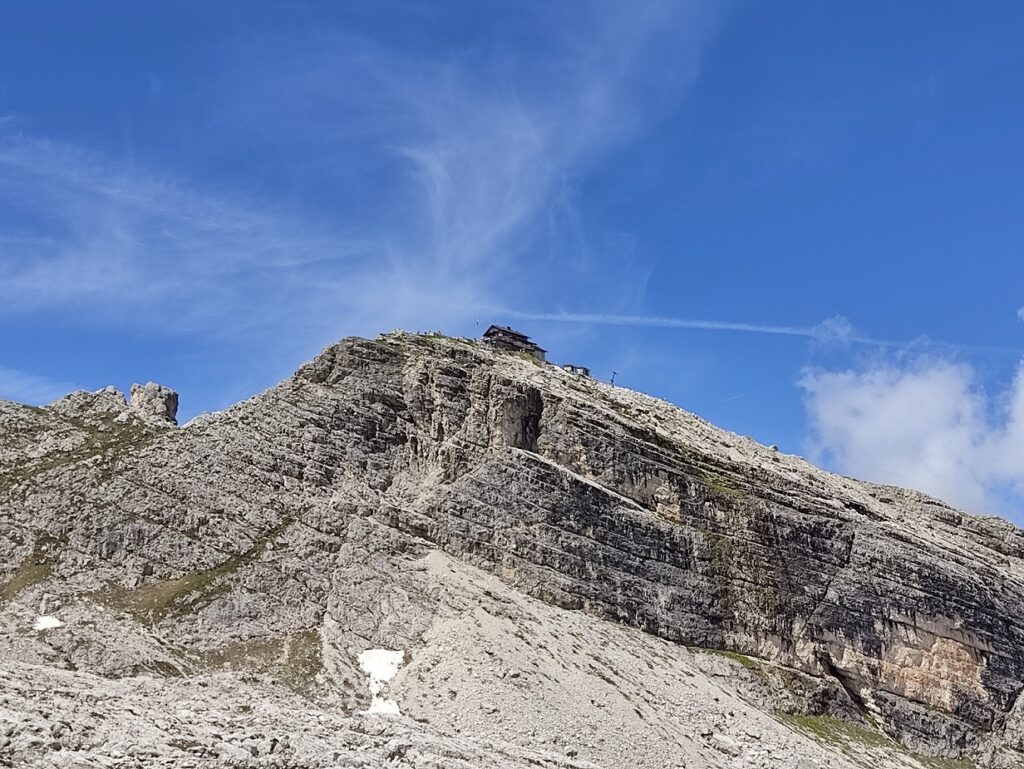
[2,2,1024,519]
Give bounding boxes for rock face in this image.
[2,331,1024,768]
[129,381,179,424]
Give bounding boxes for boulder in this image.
[129,382,178,425]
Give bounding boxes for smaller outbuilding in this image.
[561,364,591,377]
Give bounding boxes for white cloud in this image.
[1017,306,1024,322]
[801,358,1024,514]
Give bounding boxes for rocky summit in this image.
[2,330,1024,769]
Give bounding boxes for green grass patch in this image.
[781,713,893,750]
[779,713,977,768]
[203,636,285,669]
[700,472,751,503]
[0,554,52,604]
[916,758,976,769]
[199,628,322,696]
[0,535,58,604]
[0,414,156,495]
[705,647,764,673]
[108,518,291,623]
[279,629,323,694]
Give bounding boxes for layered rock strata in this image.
[2,331,1023,767]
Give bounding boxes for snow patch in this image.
[34,615,63,631]
[358,648,404,715]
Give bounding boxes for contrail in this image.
[502,310,892,346]
[498,310,1024,356]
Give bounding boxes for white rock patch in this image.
[358,649,404,715]
[33,616,63,631]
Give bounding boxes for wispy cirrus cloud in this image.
[0,136,362,330]
[0,1,720,363]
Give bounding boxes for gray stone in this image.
[2,330,1024,768]
[129,381,178,425]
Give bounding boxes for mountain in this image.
[2,330,1024,769]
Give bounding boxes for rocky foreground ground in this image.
[2,331,1024,768]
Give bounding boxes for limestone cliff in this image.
[2,331,1024,769]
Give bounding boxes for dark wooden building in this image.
[482,325,546,361]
